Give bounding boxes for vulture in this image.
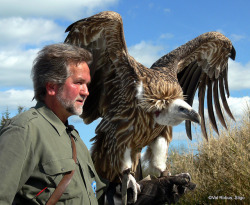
[64,11,236,196]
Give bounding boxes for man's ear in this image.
[46,82,58,96]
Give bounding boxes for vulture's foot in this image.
[122,168,141,204]
[129,172,196,204]
[175,173,191,182]
[160,170,171,177]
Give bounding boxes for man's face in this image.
[56,61,91,116]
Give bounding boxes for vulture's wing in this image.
[151,32,236,140]
[64,12,142,169]
[65,11,139,124]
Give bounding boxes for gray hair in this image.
[31,43,92,102]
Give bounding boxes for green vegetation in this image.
[0,108,10,129]
[0,106,26,129]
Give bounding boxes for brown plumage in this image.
[64,11,236,182]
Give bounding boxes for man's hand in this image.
[127,173,196,205]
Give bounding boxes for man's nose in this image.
[80,84,89,96]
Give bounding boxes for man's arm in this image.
[0,124,34,204]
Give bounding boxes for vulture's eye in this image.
[178,107,185,112]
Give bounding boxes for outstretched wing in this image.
[65,11,139,124]
[151,32,236,140]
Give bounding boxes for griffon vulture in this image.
[65,11,236,198]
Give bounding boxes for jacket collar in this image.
[35,101,67,136]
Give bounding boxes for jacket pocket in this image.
[42,158,76,175]
[42,158,77,194]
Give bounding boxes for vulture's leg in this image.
[121,169,129,205]
[142,136,170,176]
[106,182,117,205]
[121,148,141,204]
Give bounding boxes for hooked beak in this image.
[186,109,201,124]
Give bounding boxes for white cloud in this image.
[128,41,163,67]
[0,89,35,112]
[230,34,246,42]
[227,96,250,120]
[216,29,225,35]
[0,18,65,49]
[160,33,174,39]
[0,0,118,21]
[0,17,66,88]
[164,8,171,13]
[228,60,250,90]
[0,49,38,88]
[0,17,66,89]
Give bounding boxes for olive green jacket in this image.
[0,102,106,205]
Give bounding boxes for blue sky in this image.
[0,0,249,151]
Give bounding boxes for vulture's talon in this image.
[160,170,171,177]
[127,173,141,202]
[176,173,191,182]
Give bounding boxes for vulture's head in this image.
[137,80,201,126]
[153,98,200,126]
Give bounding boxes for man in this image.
[0,44,106,204]
[0,43,195,205]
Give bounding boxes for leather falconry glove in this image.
[127,173,196,205]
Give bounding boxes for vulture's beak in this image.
[187,109,201,124]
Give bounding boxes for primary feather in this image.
[65,11,236,182]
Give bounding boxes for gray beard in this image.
[56,91,83,116]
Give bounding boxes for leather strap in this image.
[46,135,77,205]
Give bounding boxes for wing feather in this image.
[178,61,196,86]
[185,121,192,140]
[151,32,236,140]
[223,65,230,98]
[182,62,199,94]
[184,66,202,140]
[213,78,227,129]
[207,77,219,135]
[198,74,208,140]
[219,74,235,120]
